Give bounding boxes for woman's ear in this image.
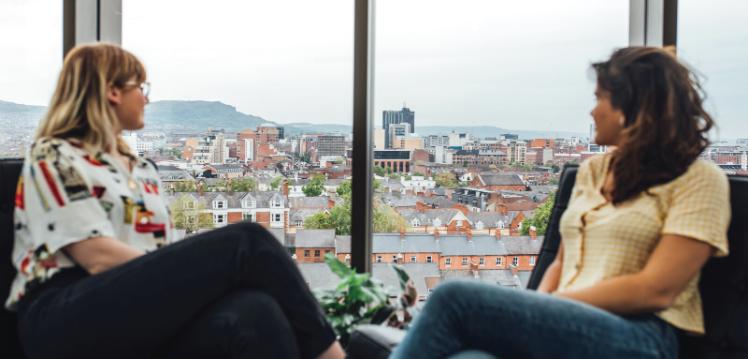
[106,86,122,106]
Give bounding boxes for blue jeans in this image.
[391,280,679,359]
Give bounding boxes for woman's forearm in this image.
[64,236,145,274]
[554,273,671,315]
[536,260,562,293]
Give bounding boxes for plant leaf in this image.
[325,253,352,278]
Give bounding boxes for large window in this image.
[0,1,62,158]
[371,0,628,291]
[679,0,748,175]
[122,1,354,274]
[4,1,739,299]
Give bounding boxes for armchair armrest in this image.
[346,325,406,359]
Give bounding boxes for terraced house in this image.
[164,191,289,231]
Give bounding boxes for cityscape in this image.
[1,100,746,298]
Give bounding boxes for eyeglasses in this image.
[139,82,151,98]
[124,81,151,98]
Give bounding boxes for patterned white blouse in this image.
[6,137,176,310]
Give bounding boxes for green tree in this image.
[373,166,385,177]
[305,205,352,235]
[229,177,257,192]
[373,201,406,233]
[303,174,326,197]
[336,180,352,200]
[306,179,401,235]
[520,192,555,236]
[170,194,214,234]
[434,172,459,188]
[412,172,425,177]
[171,180,197,192]
[270,176,284,190]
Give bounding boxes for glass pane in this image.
[373,0,628,299]
[679,0,748,176]
[0,0,62,158]
[123,0,354,286]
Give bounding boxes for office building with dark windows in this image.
[382,106,415,148]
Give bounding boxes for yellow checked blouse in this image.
[558,153,730,334]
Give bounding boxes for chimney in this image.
[399,227,406,241]
[499,204,508,215]
[466,228,473,242]
[416,201,428,213]
[282,180,289,197]
[529,225,537,240]
[327,198,336,209]
[197,181,204,197]
[495,228,502,240]
[433,229,440,241]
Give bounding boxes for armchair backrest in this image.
[0,158,24,358]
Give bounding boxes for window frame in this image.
[90,0,671,276]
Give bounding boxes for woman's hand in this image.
[64,236,145,274]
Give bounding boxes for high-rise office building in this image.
[317,135,346,157]
[382,106,415,148]
[388,123,411,150]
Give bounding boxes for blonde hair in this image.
[36,43,146,155]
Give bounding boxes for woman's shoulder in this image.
[669,158,728,191]
[685,158,728,182]
[27,137,82,160]
[137,157,157,172]
[576,153,609,185]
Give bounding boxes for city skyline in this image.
[1,0,746,138]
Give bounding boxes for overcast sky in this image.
[1,0,746,138]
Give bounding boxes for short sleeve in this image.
[18,139,116,254]
[661,161,731,257]
[567,154,599,204]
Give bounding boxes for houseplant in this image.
[315,253,416,345]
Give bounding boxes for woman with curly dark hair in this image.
[391,47,730,359]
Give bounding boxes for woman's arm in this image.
[536,241,564,293]
[64,237,145,275]
[555,233,712,314]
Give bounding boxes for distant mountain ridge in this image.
[0,100,47,125]
[0,99,586,139]
[144,100,270,131]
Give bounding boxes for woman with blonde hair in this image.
[9,43,344,359]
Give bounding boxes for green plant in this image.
[315,253,413,345]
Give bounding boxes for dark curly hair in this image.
[592,47,714,205]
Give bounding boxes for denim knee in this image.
[428,280,478,307]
